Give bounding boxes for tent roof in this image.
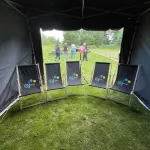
[6,0,150,30]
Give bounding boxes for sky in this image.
[40,29,64,42]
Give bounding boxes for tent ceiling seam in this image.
[141,8,150,16]
[83,6,140,19]
[30,7,81,19]
[82,0,84,18]
[4,0,27,19]
[84,11,136,19]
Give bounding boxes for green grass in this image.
[92,48,119,60]
[0,44,150,150]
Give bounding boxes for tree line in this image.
[41,29,123,48]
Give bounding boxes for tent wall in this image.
[0,1,32,114]
[30,25,44,78]
[130,11,150,106]
[119,19,136,64]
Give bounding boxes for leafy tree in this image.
[62,29,123,48]
[41,33,57,46]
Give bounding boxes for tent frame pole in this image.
[37,64,47,101]
[87,63,95,96]
[128,65,140,106]
[106,63,112,99]
[4,0,26,19]
[84,6,137,19]
[0,110,8,123]
[133,94,150,111]
[16,65,23,110]
[31,8,81,19]
[27,19,37,64]
[82,0,85,18]
[62,73,67,98]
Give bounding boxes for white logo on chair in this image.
[95,74,106,82]
[69,73,79,81]
[117,78,131,86]
[24,79,37,89]
[49,75,60,84]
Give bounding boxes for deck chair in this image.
[16,64,44,109]
[45,63,66,101]
[88,62,111,99]
[108,64,139,105]
[66,61,87,96]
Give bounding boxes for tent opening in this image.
[40,29,123,66]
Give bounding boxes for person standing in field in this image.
[82,42,88,61]
[64,43,68,60]
[71,44,76,58]
[55,44,60,60]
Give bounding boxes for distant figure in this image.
[55,44,60,60]
[82,42,88,61]
[64,43,68,60]
[71,44,76,58]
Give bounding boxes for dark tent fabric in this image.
[45,63,64,90]
[30,26,44,78]
[90,62,110,89]
[17,65,41,96]
[134,92,150,110]
[0,1,32,114]
[18,65,41,96]
[67,61,82,86]
[1,0,150,114]
[119,19,136,64]
[8,0,144,30]
[111,64,138,94]
[130,11,150,110]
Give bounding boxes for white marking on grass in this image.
[92,52,118,62]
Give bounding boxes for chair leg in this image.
[106,88,109,100]
[20,97,23,110]
[0,110,8,123]
[128,94,132,107]
[64,87,67,98]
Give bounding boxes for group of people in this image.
[55,42,88,61]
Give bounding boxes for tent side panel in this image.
[30,25,44,79]
[0,1,32,114]
[130,12,150,107]
[119,20,135,64]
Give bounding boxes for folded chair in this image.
[45,63,66,101]
[108,64,139,106]
[16,64,45,109]
[88,62,111,99]
[66,61,87,96]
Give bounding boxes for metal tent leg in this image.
[128,94,132,107]
[20,97,23,110]
[0,110,8,124]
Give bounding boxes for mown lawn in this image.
[0,44,150,150]
[92,48,119,60]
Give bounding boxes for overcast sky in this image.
[40,29,64,42]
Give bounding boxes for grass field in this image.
[92,48,119,60]
[0,44,150,150]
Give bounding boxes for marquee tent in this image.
[0,0,150,115]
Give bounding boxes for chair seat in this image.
[68,83,84,86]
[89,84,106,89]
[110,87,131,95]
[47,86,65,91]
